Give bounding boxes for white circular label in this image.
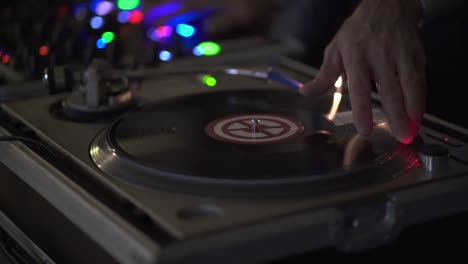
[206,113,305,144]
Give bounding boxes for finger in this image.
[301,41,343,97]
[341,49,374,136]
[397,45,427,137]
[372,55,412,144]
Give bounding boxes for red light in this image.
[400,136,414,145]
[2,55,11,64]
[57,4,69,19]
[39,46,49,56]
[128,10,144,24]
[444,137,449,142]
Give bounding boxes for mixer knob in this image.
[43,66,74,94]
[418,144,449,173]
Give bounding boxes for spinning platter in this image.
[90,89,414,197]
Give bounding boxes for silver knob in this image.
[419,144,449,172]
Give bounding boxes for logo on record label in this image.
[206,113,305,144]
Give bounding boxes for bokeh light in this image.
[193,46,203,56]
[39,46,49,56]
[95,1,113,16]
[90,16,104,29]
[128,10,144,24]
[101,31,115,43]
[117,11,131,23]
[117,0,140,10]
[176,24,195,38]
[193,42,221,56]
[159,50,173,61]
[156,26,173,38]
[203,75,217,87]
[96,38,107,49]
[2,54,11,64]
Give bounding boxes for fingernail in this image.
[299,81,313,96]
[298,85,305,95]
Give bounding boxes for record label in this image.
[206,113,305,144]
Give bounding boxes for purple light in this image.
[156,26,173,38]
[147,28,158,41]
[117,11,131,23]
[96,1,113,16]
[147,26,173,41]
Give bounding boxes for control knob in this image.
[418,144,449,173]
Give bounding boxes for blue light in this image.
[176,24,195,38]
[89,0,103,13]
[117,11,131,23]
[90,16,104,29]
[96,38,107,49]
[145,2,182,23]
[193,46,203,56]
[159,50,173,61]
[147,28,158,41]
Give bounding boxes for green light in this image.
[101,32,115,43]
[198,42,221,56]
[118,0,140,10]
[203,75,217,87]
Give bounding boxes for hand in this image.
[301,0,427,144]
[145,0,273,37]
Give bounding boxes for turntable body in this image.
[1,59,468,264]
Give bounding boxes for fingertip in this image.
[392,124,415,145]
[299,80,316,96]
[398,134,415,145]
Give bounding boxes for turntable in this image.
[1,57,468,264]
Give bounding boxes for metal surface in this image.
[418,144,450,172]
[0,128,159,264]
[0,210,54,264]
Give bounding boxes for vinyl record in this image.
[90,89,414,197]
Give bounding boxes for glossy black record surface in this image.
[90,89,409,196]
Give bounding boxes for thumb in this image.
[301,41,343,97]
